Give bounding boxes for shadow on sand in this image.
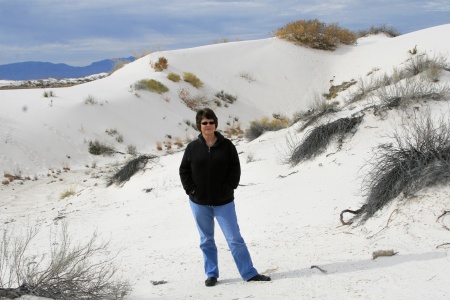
[213,251,447,285]
[272,251,447,279]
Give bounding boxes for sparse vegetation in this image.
[84,95,98,105]
[106,155,157,187]
[215,90,237,104]
[376,77,450,114]
[60,185,76,199]
[346,53,449,106]
[239,72,255,82]
[167,72,181,82]
[183,72,203,88]
[135,79,169,94]
[88,140,115,155]
[346,76,383,105]
[357,24,401,38]
[43,90,55,98]
[174,137,184,148]
[293,94,340,131]
[106,128,119,136]
[245,115,290,141]
[126,144,137,156]
[178,87,211,110]
[274,19,357,51]
[0,224,131,299]
[116,134,124,143]
[355,111,450,223]
[409,45,418,55]
[151,57,169,72]
[224,123,244,138]
[286,116,363,166]
[403,53,448,78]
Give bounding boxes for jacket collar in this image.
[198,131,225,147]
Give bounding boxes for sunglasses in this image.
[201,121,215,125]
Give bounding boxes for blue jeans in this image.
[189,200,258,281]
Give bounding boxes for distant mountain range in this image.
[0,57,135,80]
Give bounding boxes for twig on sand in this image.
[310,265,327,273]
[436,243,450,249]
[366,209,399,239]
[278,171,298,178]
[339,205,366,225]
[437,210,450,231]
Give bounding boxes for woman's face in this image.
[200,117,216,135]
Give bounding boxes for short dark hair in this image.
[196,108,218,131]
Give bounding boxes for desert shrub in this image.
[286,116,363,166]
[355,112,450,223]
[106,155,157,187]
[178,87,211,110]
[346,76,386,104]
[174,137,184,148]
[183,72,203,88]
[135,79,169,94]
[84,95,98,105]
[59,185,76,200]
[239,72,255,82]
[403,53,448,78]
[245,116,290,141]
[274,19,357,51]
[151,56,168,72]
[0,224,131,299]
[376,78,450,113]
[293,95,340,131]
[215,90,237,104]
[88,140,115,155]
[116,134,124,143]
[126,144,137,156]
[224,123,244,138]
[105,128,119,136]
[43,90,55,98]
[357,24,400,37]
[167,72,181,82]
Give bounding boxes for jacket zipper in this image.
[207,146,212,205]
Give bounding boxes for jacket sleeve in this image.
[179,145,195,195]
[226,142,241,189]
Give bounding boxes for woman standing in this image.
[179,108,270,287]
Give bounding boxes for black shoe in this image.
[205,277,217,287]
[247,274,271,282]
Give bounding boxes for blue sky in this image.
[0,0,449,66]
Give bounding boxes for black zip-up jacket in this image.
[179,131,241,206]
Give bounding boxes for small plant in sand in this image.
[59,185,77,200]
[245,115,290,141]
[88,140,115,155]
[183,72,203,88]
[135,79,169,94]
[84,95,98,105]
[167,72,181,82]
[43,90,55,98]
[151,56,169,72]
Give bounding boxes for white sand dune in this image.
[1,24,450,299]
